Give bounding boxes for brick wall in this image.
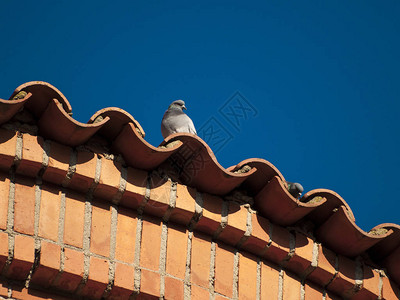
[0,130,399,299]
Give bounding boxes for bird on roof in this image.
[287,181,304,199]
[161,100,197,139]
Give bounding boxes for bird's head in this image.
[169,100,186,110]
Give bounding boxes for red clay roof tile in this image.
[1,81,399,288]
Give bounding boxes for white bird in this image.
[161,100,197,138]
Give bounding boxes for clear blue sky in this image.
[1,1,399,231]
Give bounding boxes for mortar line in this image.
[300,279,305,300]
[39,139,51,177]
[26,175,43,288]
[159,221,168,298]
[58,190,66,246]
[2,169,16,277]
[112,165,127,205]
[133,213,144,294]
[302,240,319,280]
[378,270,383,299]
[184,230,193,300]
[256,258,261,300]
[236,207,252,249]
[6,171,15,233]
[163,181,177,222]
[33,179,42,239]
[102,204,118,298]
[213,200,229,240]
[62,149,77,188]
[137,172,151,214]
[278,268,284,300]
[232,249,239,300]
[209,241,216,300]
[14,132,23,168]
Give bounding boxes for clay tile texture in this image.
[0,81,399,299]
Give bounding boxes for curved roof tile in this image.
[255,176,327,226]
[0,92,31,124]
[161,133,257,195]
[227,158,286,196]
[112,122,183,170]
[89,107,145,140]
[10,81,72,117]
[315,205,393,257]
[38,99,110,147]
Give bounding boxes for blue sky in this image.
[1,1,399,231]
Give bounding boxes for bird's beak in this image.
[182,105,187,110]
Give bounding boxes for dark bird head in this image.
[287,182,304,199]
[169,100,186,110]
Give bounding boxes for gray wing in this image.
[174,115,197,135]
[161,111,197,138]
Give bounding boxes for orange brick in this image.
[109,263,134,299]
[260,261,280,300]
[0,231,9,272]
[140,268,160,298]
[0,129,17,171]
[120,167,146,210]
[238,251,258,300]
[307,245,336,287]
[164,276,184,300]
[305,281,323,299]
[14,176,35,235]
[191,231,211,288]
[64,190,85,248]
[382,275,399,300]
[263,224,291,264]
[169,183,196,226]
[283,270,301,299]
[8,234,35,280]
[16,134,44,178]
[242,213,270,255]
[352,265,380,300]
[194,193,222,235]
[81,256,109,299]
[286,232,314,276]
[42,141,71,186]
[55,248,84,292]
[38,184,61,242]
[0,281,8,297]
[218,202,248,246]
[326,254,356,297]
[166,223,188,279]
[215,243,234,297]
[144,173,171,218]
[191,285,209,300]
[31,241,60,287]
[0,173,9,230]
[140,216,162,271]
[90,201,111,257]
[94,157,121,201]
[115,207,137,263]
[68,150,96,193]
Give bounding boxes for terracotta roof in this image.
[1,81,400,286]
